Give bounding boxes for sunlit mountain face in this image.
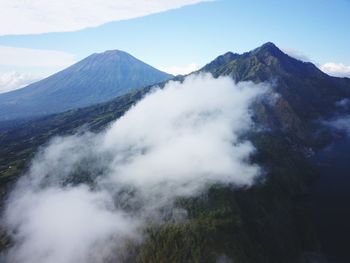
[0,50,172,122]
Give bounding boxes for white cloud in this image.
[282,48,350,78]
[320,62,350,78]
[0,0,211,35]
[3,74,269,263]
[159,63,200,75]
[0,45,76,68]
[336,98,350,109]
[4,186,140,263]
[325,115,350,135]
[282,48,311,62]
[0,71,43,93]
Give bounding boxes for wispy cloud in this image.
[324,115,350,136]
[282,48,350,78]
[2,74,268,263]
[320,62,350,78]
[0,71,43,93]
[0,46,76,68]
[0,0,211,35]
[158,63,200,75]
[336,98,350,109]
[282,48,311,62]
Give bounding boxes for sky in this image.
[0,0,349,92]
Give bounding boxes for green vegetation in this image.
[126,132,320,263]
[0,42,348,262]
[0,87,151,180]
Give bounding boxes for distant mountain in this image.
[1,43,350,263]
[3,43,350,176]
[0,50,172,121]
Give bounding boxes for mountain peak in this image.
[201,51,239,72]
[86,49,139,63]
[101,49,124,54]
[94,49,130,57]
[0,50,172,121]
[260,42,279,50]
[252,42,285,57]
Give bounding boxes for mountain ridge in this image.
[203,42,350,124]
[1,42,350,263]
[2,42,349,178]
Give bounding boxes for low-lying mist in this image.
[1,74,269,263]
[326,115,350,136]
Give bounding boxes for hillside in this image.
[0,50,172,121]
[1,43,349,262]
[203,43,350,140]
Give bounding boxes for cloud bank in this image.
[2,74,268,263]
[0,72,42,93]
[320,62,350,78]
[0,0,211,35]
[0,46,75,90]
[280,48,350,79]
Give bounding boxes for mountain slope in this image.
[1,43,350,262]
[2,43,349,202]
[202,42,350,143]
[205,42,350,118]
[0,50,172,121]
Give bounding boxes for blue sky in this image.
[0,0,349,92]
